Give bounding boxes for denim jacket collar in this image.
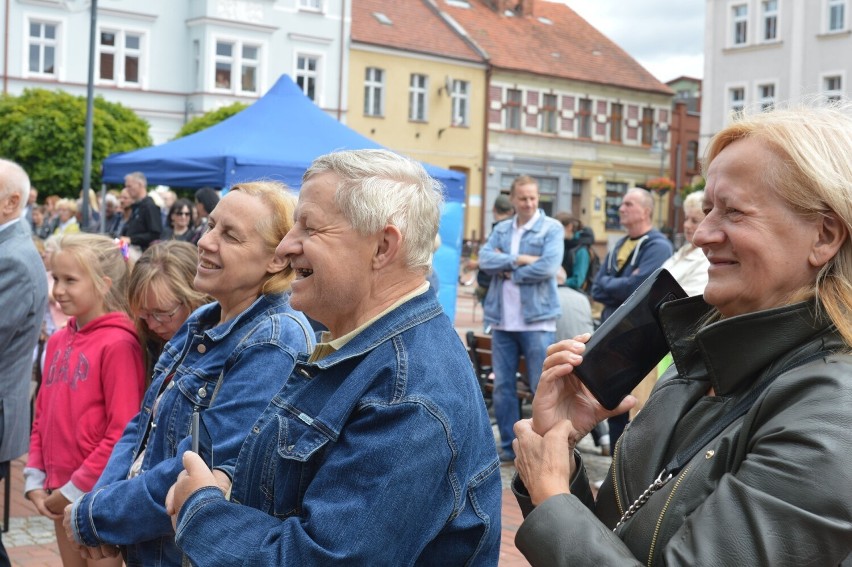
[301,290,443,370]
[186,293,287,343]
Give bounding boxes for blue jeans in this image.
[492,329,554,455]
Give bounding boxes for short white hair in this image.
[0,159,30,213]
[303,149,444,272]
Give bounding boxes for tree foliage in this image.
[0,89,151,198]
[174,102,248,139]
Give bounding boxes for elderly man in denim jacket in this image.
[166,150,502,565]
[478,176,564,463]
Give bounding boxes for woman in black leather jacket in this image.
[512,103,852,566]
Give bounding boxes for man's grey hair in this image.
[0,159,31,213]
[125,171,147,185]
[627,187,655,219]
[303,149,444,272]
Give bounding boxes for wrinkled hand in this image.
[27,489,61,520]
[63,504,121,560]
[532,335,636,440]
[166,451,226,531]
[512,419,575,506]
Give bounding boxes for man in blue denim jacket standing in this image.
[166,149,501,565]
[478,176,563,463]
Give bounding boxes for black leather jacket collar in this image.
[661,296,840,396]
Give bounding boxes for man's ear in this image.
[809,212,848,268]
[373,225,403,269]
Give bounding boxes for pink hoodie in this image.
[28,312,145,492]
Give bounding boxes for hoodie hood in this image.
[66,312,139,341]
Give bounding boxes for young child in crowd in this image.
[24,233,145,567]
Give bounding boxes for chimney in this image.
[517,0,534,17]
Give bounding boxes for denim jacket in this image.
[479,210,564,326]
[69,293,312,567]
[174,290,502,566]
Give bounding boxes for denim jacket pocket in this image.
[267,413,331,518]
[523,234,546,255]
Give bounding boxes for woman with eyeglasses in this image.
[127,241,211,382]
[160,199,196,243]
[63,182,314,567]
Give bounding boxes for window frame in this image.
[640,107,655,146]
[364,66,384,117]
[829,0,847,31]
[541,93,558,134]
[577,97,592,138]
[295,52,321,103]
[451,79,470,126]
[213,38,261,95]
[823,73,844,102]
[408,73,428,122]
[732,3,749,46]
[757,82,776,111]
[299,0,324,12]
[505,88,522,130]
[610,102,623,143]
[762,0,778,41]
[97,28,144,87]
[729,86,746,120]
[27,19,59,78]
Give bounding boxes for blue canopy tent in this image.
[102,75,464,320]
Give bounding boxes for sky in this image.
[557,0,706,84]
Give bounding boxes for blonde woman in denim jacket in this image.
[64,182,313,567]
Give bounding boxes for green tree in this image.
[0,88,151,198]
[174,102,247,139]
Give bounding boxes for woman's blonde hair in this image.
[226,181,297,295]
[703,100,852,347]
[52,233,131,315]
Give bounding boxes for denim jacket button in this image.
[198,387,207,398]
[197,344,207,354]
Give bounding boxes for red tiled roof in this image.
[439,0,673,95]
[351,0,484,64]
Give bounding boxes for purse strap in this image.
[615,347,830,529]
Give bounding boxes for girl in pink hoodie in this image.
[25,233,144,567]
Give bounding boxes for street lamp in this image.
[80,0,98,231]
[650,126,668,227]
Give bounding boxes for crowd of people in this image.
[0,100,851,567]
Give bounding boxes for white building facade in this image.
[1,0,351,143]
[702,0,850,149]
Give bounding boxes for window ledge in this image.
[817,29,852,39]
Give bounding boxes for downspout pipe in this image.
[3,0,10,95]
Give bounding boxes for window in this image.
[824,75,843,102]
[577,97,592,138]
[730,87,745,119]
[686,141,699,171]
[762,0,778,40]
[505,88,522,129]
[640,107,655,145]
[215,40,259,93]
[451,80,470,126]
[610,103,623,143]
[758,83,775,111]
[99,30,142,85]
[299,0,323,10]
[605,181,628,229]
[409,74,428,121]
[364,67,384,116]
[541,94,558,133]
[829,0,846,31]
[28,21,57,76]
[733,4,748,45]
[296,54,319,101]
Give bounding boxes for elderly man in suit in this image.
[0,159,48,567]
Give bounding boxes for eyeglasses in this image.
[137,303,183,324]
[173,211,191,217]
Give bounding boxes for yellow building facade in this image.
[347,45,487,240]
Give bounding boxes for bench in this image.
[465,331,534,414]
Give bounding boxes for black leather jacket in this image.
[514,297,852,566]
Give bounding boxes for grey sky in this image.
[556,0,706,83]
